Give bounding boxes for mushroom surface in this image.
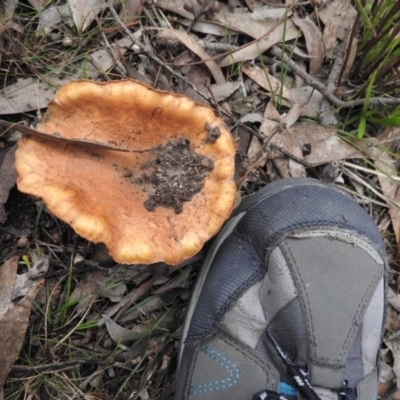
[15,80,236,265]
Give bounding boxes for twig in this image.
[337,14,360,87]
[97,268,167,326]
[205,82,222,117]
[269,143,312,168]
[319,38,349,126]
[198,40,238,52]
[186,0,212,34]
[148,6,292,67]
[0,120,162,153]
[108,2,269,140]
[236,123,286,188]
[0,120,129,151]
[108,1,214,105]
[100,29,128,77]
[270,46,400,109]
[342,166,400,209]
[10,361,99,375]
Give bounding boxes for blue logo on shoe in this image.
[189,345,240,395]
[278,382,299,396]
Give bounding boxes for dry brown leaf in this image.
[219,20,298,67]
[292,15,325,76]
[177,65,211,103]
[287,87,323,117]
[383,339,400,392]
[67,0,106,32]
[286,131,306,178]
[119,296,166,323]
[240,113,264,124]
[180,19,236,36]
[260,100,280,139]
[212,5,296,39]
[102,314,150,343]
[38,4,73,34]
[209,81,242,102]
[387,305,400,332]
[0,282,43,385]
[249,6,292,20]
[0,37,132,114]
[281,102,303,129]
[260,101,305,177]
[69,270,105,313]
[318,0,357,58]
[280,104,306,177]
[119,0,144,23]
[0,145,16,224]
[156,0,298,66]
[304,135,361,165]
[160,29,225,84]
[0,256,19,320]
[242,63,292,102]
[293,122,336,144]
[341,38,358,81]
[366,127,400,248]
[247,136,267,171]
[27,0,47,10]
[388,287,400,313]
[1,0,18,22]
[13,256,49,298]
[0,256,44,385]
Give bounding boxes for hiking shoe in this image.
[175,178,387,400]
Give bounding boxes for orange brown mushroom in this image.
[15,80,236,265]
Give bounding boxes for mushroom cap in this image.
[15,80,236,265]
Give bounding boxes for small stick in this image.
[270,46,400,109]
[0,120,161,153]
[205,81,222,117]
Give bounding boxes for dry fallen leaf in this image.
[219,22,298,67]
[318,0,357,58]
[259,101,306,178]
[292,15,325,76]
[242,62,292,102]
[67,0,106,32]
[209,81,242,102]
[160,28,225,84]
[37,4,73,34]
[1,0,18,23]
[0,256,45,386]
[26,0,47,10]
[304,135,361,165]
[102,314,151,343]
[249,6,292,20]
[293,122,336,144]
[0,37,132,114]
[0,256,19,320]
[156,0,299,66]
[13,256,49,298]
[287,87,323,117]
[0,145,16,224]
[366,127,400,250]
[119,0,144,22]
[341,38,358,80]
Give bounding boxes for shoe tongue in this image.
[281,236,384,389]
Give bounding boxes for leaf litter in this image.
[1,0,400,398]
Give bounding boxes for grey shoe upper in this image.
[176,179,387,400]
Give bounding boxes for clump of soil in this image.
[136,139,214,214]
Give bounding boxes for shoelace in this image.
[253,331,357,400]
